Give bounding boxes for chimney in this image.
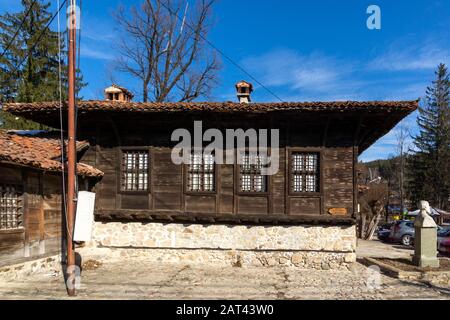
[235,80,253,103]
[104,84,134,102]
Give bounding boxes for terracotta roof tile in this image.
[0,130,103,178]
[3,100,419,114]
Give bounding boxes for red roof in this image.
[0,130,103,178]
[3,100,418,113]
[2,99,418,154]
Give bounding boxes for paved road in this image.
[1,259,449,300]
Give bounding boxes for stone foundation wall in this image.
[82,222,357,270]
[0,255,61,281]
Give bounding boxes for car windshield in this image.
[442,230,450,237]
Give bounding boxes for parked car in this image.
[437,228,450,254]
[390,220,415,246]
[438,225,450,235]
[377,222,394,242]
[438,238,450,254]
[409,225,445,247]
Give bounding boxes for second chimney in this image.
[235,80,253,103]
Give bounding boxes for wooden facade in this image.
[0,164,63,267]
[4,99,418,227]
[0,130,102,266]
[75,112,371,225]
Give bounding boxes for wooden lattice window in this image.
[187,153,215,192]
[239,153,268,193]
[121,150,149,191]
[0,184,23,230]
[291,152,320,193]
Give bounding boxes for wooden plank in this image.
[0,231,25,250]
[289,197,321,215]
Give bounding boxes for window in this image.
[0,184,23,230]
[239,153,268,193]
[291,152,320,193]
[121,150,149,191]
[187,153,215,192]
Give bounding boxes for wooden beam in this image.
[322,116,331,147]
[95,210,356,226]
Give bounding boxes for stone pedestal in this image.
[412,201,439,268]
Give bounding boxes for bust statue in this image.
[414,200,437,228]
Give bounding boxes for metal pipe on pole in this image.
[66,0,77,297]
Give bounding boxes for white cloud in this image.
[243,49,343,89]
[81,45,115,60]
[368,42,449,72]
[241,49,363,101]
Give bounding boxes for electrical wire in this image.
[158,1,284,102]
[57,0,72,240]
[75,0,81,196]
[0,0,39,60]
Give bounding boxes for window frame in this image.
[118,147,151,195]
[183,151,218,196]
[235,149,271,196]
[0,183,24,231]
[288,148,322,196]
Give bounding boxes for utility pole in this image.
[66,0,77,297]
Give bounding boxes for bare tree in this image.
[395,125,410,216]
[359,183,389,240]
[114,0,220,102]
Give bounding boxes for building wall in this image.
[78,113,358,221]
[0,165,63,267]
[77,113,358,270]
[83,221,357,269]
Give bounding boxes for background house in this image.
[0,130,102,267]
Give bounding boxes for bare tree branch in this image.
[114,0,220,102]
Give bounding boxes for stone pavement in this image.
[1,258,449,300]
[356,239,413,259]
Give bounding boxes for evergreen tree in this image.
[0,0,86,129]
[407,63,450,210]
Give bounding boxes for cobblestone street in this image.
[1,258,449,300]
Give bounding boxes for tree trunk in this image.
[143,84,148,103]
[360,213,366,239]
[365,209,383,240]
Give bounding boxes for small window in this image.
[0,184,23,230]
[121,150,149,191]
[108,93,114,100]
[239,153,268,193]
[187,153,215,192]
[291,152,320,193]
[114,93,119,100]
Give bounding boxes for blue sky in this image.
[1,0,449,162]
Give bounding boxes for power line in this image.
[9,0,68,77]
[56,0,71,240]
[158,1,284,102]
[0,0,39,60]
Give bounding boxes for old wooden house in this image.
[4,83,418,269]
[0,130,102,267]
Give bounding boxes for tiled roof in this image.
[3,100,419,114]
[0,130,103,178]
